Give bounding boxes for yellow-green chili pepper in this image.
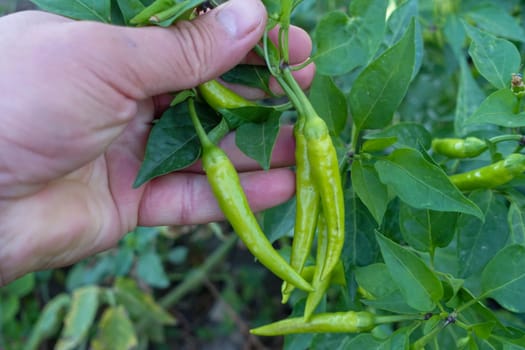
[281,119,320,303]
[250,310,376,336]
[197,80,256,111]
[303,114,345,281]
[431,137,487,158]
[304,214,332,321]
[450,153,525,191]
[188,99,313,292]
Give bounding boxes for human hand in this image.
[0,0,315,285]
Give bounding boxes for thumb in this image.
[87,0,267,98]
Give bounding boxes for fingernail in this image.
[216,0,265,39]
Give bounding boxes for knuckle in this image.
[168,21,216,85]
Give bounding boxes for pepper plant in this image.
[8,0,525,348]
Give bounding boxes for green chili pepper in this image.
[450,153,525,191]
[281,119,320,303]
[280,67,345,282]
[197,80,256,111]
[431,137,487,158]
[188,99,313,292]
[304,214,331,321]
[303,114,345,282]
[250,310,376,336]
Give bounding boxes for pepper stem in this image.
[188,98,213,149]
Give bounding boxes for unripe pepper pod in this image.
[450,153,525,191]
[188,99,313,292]
[281,119,320,303]
[197,80,256,111]
[303,115,345,282]
[250,310,376,336]
[431,137,487,158]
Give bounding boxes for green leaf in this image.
[91,307,138,350]
[465,4,525,42]
[114,278,175,325]
[56,286,100,350]
[349,19,415,131]
[457,190,509,278]
[467,89,525,127]
[343,192,380,268]
[25,294,71,350]
[262,196,296,244]
[375,148,482,218]
[137,250,169,289]
[465,24,521,90]
[364,122,432,150]
[221,65,271,95]
[134,102,219,187]
[220,105,276,129]
[309,74,348,136]
[383,0,421,78]
[376,232,443,311]
[235,111,281,170]
[351,159,389,224]
[30,0,112,22]
[313,0,387,75]
[443,14,467,59]
[454,58,486,136]
[359,235,420,318]
[481,245,525,312]
[399,204,457,253]
[116,0,145,24]
[354,263,399,299]
[508,202,525,245]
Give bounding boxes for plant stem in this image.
[282,67,317,119]
[159,234,238,308]
[488,134,524,144]
[188,98,212,149]
[375,314,423,324]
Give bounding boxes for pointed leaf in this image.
[465,4,525,42]
[467,89,525,127]
[465,24,521,90]
[56,286,100,350]
[343,192,380,268]
[309,74,348,136]
[454,59,486,136]
[221,65,271,95]
[482,245,525,312]
[376,232,443,311]
[399,204,457,253]
[91,307,138,350]
[313,0,387,75]
[235,111,281,170]
[351,159,389,224]
[136,250,169,289]
[508,202,525,245]
[25,294,71,350]
[350,20,415,130]
[365,122,431,150]
[114,277,175,325]
[30,0,111,22]
[134,102,219,187]
[457,190,509,278]
[375,148,482,218]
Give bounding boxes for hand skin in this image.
[0,0,315,286]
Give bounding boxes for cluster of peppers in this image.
[191,76,357,335]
